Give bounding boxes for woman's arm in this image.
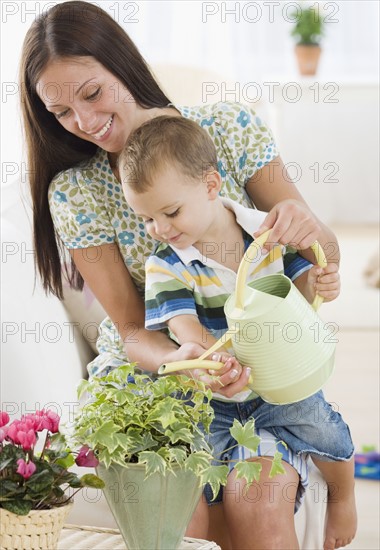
[246,156,340,266]
[70,243,179,372]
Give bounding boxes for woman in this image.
[20,2,342,548]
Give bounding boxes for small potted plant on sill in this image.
[291,3,325,75]
[0,409,104,550]
[72,364,286,550]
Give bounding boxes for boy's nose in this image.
[154,220,171,237]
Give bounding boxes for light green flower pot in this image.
[97,462,202,550]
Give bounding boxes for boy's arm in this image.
[167,314,219,350]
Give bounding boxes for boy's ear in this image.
[205,170,222,199]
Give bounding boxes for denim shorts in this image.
[203,391,354,509]
[252,390,354,461]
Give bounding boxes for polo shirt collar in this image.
[170,198,267,267]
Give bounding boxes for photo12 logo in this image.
[1,1,139,24]
[201,2,339,24]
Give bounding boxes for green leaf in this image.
[0,456,15,472]
[229,419,260,452]
[269,451,286,478]
[147,399,181,429]
[80,474,105,489]
[97,448,115,469]
[167,447,187,464]
[234,461,262,490]
[108,388,132,405]
[25,470,54,493]
[138,451,167,479]
[165,427,193,445]
[115,430,156,454]
[56,453,75,469]
[201,465,229,501]
[113,433,132,451]
[2,499,33,515]
[0,445,25,470]
[77,378,90,399]
[91,421,120,452]
[0,480,25,499]
[189,429,213,453]
[52,486,65,498]
[184,452,212,475]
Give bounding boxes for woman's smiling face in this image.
[37,56,147,154]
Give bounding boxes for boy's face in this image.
[123,164,219,249]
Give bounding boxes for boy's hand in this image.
[308,263,340,302]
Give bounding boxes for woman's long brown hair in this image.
[20,0,171,299]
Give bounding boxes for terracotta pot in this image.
[295,44,322,76]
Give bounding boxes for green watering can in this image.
[159,230,336,405]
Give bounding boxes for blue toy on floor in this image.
[354,447,380,480]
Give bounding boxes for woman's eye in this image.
[167,209,180,218]
[86,88,101,101]
[55,109,70,120]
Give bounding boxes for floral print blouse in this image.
[49,101,278,374]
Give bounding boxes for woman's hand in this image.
[162,345,252,397]
[186,350,252,398]
[253,199,321,252]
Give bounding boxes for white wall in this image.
[1,0,379,224]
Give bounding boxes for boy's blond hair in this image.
[119,115,218,193]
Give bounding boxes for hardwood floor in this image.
[324,329,379,549]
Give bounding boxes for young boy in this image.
[119,115,356,548]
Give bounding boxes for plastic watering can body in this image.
[159,230,335,405]
[224,273,335,404]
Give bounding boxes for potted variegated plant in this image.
[72,364,285,550]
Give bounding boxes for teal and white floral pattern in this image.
[48,102,278,375]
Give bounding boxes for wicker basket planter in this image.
[0,503,72,550]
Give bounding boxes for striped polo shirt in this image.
[145,198,312,338]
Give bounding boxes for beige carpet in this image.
[319,225,379,548]
[320,224,379,329]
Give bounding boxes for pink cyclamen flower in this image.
[28,410,60,433]
[16,426,37,451]
[7,420,37,451]
[0,426,8,443]
[7,421,22,444]
[75,445,99,467]
[16,458,36,479]
[0,411,10,428]
[45,410,60,433]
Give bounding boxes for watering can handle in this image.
[158,327,239,375]
[234,230,328,312]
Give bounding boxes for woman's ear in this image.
[205,170,222,199]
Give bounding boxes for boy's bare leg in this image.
[312,457,357,550]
